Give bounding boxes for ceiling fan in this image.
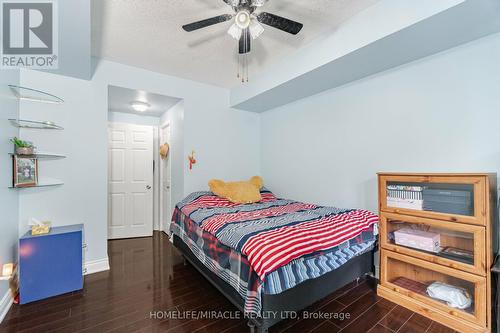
[182,0,304,56]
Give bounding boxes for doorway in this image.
[107,85,182,239]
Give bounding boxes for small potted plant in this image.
[11,137,35,155]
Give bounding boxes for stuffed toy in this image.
[209,176,263,204]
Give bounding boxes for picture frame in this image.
[13,156,38,187]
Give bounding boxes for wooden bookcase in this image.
[377,173,497,333]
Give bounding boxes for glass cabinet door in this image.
[380,213,485,275]
[379,175,487,226]
[380,250,486,326]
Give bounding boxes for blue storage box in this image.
[19,224,84,304]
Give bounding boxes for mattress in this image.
[170,189,378,314]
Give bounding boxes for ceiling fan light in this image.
[249,19,264,39]
[235,11,251,29]
[227,23,242,40]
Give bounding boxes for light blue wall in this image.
[261,33,500,213]
[0,70,19,300]
[19,70,106,264]
[42,0,91,80]
[18,60,261,264]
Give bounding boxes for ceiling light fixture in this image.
[227,22,242,40]
[228,12,264,83]
[228,14,264,41]
[130,101,150,112]
[249,18,264,40]
[182,0,303,84]
[235,10,250,29]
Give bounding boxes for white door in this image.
[108,123,154,239]
[160,124,172,233]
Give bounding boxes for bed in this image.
[170,188,378,333]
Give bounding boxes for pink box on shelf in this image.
[393,228,440,253]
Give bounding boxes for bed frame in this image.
[173,235,375,333]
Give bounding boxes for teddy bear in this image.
[208,176,263,204]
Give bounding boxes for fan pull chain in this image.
[245,34,249,82]
[246,53,249,82]
[236,37,250,83]
[237,44,240,79]
[242,36,246,83]
[243,34,248,81]
[241,34,247,82]
[244,35,249,83]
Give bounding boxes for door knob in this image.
[146,185,151,190]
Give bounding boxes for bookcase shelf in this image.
[377,173,496,333]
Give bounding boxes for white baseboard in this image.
[0,289,13,324]
[84,257,110,275]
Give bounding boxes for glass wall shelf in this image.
[9,153,66,159]
[8,85,64,104]
[9,181,64,189]
[9,119,63,130]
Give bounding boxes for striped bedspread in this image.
[177,190,378,279]
[171,189,378,314]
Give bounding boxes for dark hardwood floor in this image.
[0,232,456,333]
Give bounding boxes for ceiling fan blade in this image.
[182,14,233,32]
[239,28,251,54]
[256,12,303,35]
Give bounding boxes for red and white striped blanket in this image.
[177,190,378,279]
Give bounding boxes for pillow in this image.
[208,176,263,204]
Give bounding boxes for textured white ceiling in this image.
[92,0,379,88]
[108,85,181,117]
